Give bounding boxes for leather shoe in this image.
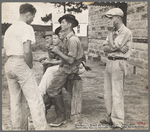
[111,126,123,130]
[100,119,113,125]
[100,115,113,126]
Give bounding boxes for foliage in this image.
[2,23,11,35]
[41,13,52,23]
[50,2,88,13]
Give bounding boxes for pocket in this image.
[124,61,128,77]
[4,62,15,79]
[119,60,128,77]
[119,60,124,71]
[4,60,13,73]
[17,60,30,70]
[15,60,32,77]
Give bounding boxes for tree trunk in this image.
[63,3,66,13]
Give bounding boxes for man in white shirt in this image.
[4,3,49,130]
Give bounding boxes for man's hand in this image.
[45,43,52,49]
[103,45,113,53]
[107,27,114,32]
[23,40,33,69]
[42,59,50,65]
[28,63,33,69]
[120,45,129,54]
[39,57,47,62]
[107,18,114,31]
[51,46,61,54]
[41,59,51,65]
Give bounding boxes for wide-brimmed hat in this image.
[58,14,79,28]
[55,26,61,35]
[43,31,53,38]
[55,26,75,35]
[105,8,124,18]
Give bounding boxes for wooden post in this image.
[71,79,82,122]
[133,66,136,74]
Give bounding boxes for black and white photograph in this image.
[1,1,149,130]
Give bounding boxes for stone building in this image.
[87,2,148,79]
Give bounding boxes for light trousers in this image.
[38,65,59,97]
[38,63,85,97]
[104,59,128,127]
[4,57,48,130]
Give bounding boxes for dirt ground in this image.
[2,50,149,130]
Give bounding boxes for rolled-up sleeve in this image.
[22,26,36,44]
[114,31,131,48]
[68,37,78,58]
[103,36,109,46]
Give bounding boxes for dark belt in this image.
[108,56,127,61]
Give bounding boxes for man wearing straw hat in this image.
[39,31,53,73]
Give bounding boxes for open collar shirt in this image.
[59,31,84,74]
[104,24,132,58]
[63,31,84,60]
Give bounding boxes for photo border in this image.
[0,0,149,132]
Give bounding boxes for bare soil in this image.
[2,51,149,130]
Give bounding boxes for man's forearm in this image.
[51,60,61,65]
[119,44,129,54]
[24,51,33,68]
[43,59,61,65]
[103,45,114,53]
[47,49,54,59]
[54,60,61,65]
[103,46,111,53]
[57,51,74,64]
[108,31,114,48]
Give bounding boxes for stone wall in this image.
[88,5,115,58]
[87,2,148,79]
[127,2,148,79]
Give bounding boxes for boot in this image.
[43,93,53,115]
[49,94,66,127]
[100,113,113,126]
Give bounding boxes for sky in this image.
[2,2,88,25]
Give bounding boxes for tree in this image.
[41,13,52,23]
[50,2,88,13]
[2,22,11,35]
